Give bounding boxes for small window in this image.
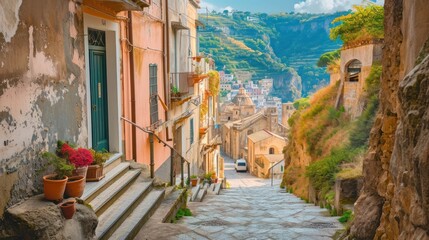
[269,147,275,154]
[238,162,246,166]
[149,64,159,124]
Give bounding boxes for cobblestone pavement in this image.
[136,153,343,240]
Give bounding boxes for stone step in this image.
[95,179,154,240]
[190,185,201,202]
[195,186,207,202]
[89,170,143,216]
[108,189,165,240]
[103,153,123,175]
[214,182,222,195]
[81,162,130,202]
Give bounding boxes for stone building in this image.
[219,86,256,123]
[334,40,383,119]
[247,130,287,178]
[221,106,286,160]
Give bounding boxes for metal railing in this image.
[268,159,285,186]
[121,117,190,187]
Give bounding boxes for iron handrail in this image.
[269,159,284,187]
[121,117,190,164]
[121,117,191,187]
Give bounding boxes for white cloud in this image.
[199,1,234,13]
[294,0,384,14]
[200,1,220,12]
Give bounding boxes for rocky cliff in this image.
[350,0,429,239]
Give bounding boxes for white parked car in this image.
[235,159,247,172]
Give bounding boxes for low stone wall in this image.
[334,177,363,215]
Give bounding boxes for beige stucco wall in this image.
[248,135,286,178]
[0,0,87,217]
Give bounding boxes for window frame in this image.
[149,64,159,125]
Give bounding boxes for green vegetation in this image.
[175,208,192,221]
[317,50,341,68]
[306,147,364,194]
[338,210,353,223]
[41,152,75,179]
[330,5,384,45]
[305,64,381,196]
[349,64,382,148]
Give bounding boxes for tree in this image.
[330,5,384,45]
[317,49,341,68]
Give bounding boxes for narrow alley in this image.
[137,153,343,240]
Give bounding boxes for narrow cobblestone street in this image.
[137,153,344,240]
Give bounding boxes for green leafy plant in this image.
[171,86,179,95]
[338,210,353,223]
[330,5,384,45]
[175,208,192,221]
[90,149,111,166]
[41,152,75,180]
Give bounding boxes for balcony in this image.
[170,72,194,105]
[83,0,150,14]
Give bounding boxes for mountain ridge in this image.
[198,11,345,101]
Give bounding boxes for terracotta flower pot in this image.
[72,165,88,178]
[190,178,198,187]
[59,199,76,219]
[43,174,68,201]
[65,175,85,198]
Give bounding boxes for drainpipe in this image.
[128,11,137,160]
[163,0,170,127]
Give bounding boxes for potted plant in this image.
[193,55,203,62]
[209,171,218,183]
[87,149,110,181]
[41,152,74,202]
[190,175,198,187]
[59,199,76,219]
[203,173,212,185]
[57,141,93,177]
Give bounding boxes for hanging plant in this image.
[208,70,220,96]
[200,101,208,121]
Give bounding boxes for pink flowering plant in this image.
[69,148,94,167]
[57,141,94,168]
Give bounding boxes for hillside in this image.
[198,12,344,101]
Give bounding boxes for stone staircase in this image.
[189,179,223,202]
[82,155,165,240]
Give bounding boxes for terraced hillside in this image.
[198,12,344,100]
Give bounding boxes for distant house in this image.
[246,16,260,23]
[248,130,287,178]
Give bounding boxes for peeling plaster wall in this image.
[0,0,86,222]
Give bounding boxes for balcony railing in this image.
[170,72,194,103]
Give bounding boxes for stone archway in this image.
[346,59,362,82]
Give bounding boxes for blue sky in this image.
[200,0,384,14]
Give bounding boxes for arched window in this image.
[269,147,275,154]
[346,59,362,82]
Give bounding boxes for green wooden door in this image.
[89,29,109,151]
